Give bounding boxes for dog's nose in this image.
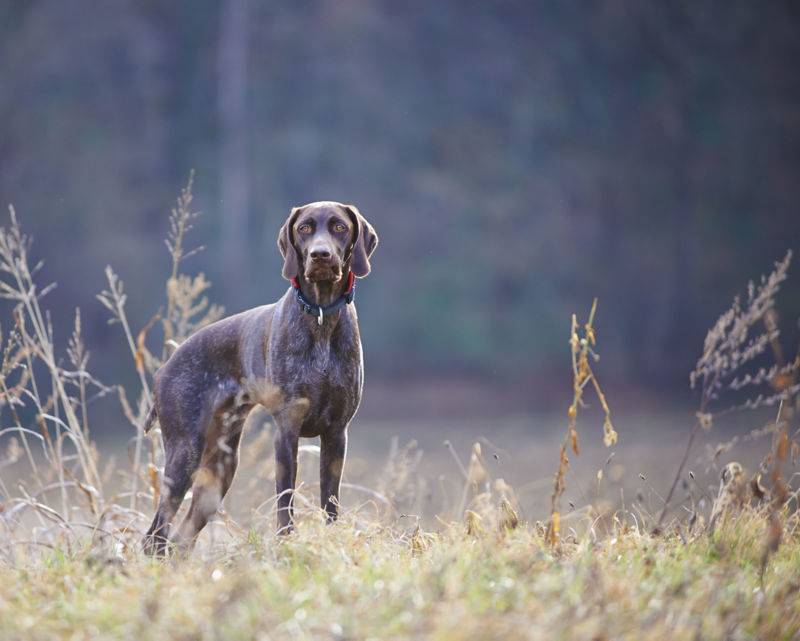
[310,247,332,261]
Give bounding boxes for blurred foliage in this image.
[0,1,798,397]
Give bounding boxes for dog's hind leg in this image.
[143,433,205,557]
[171,420,245,554]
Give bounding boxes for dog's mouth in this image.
[304,261,343,283]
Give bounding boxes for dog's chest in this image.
[275,327,362,434]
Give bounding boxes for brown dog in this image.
[142,202,378,555]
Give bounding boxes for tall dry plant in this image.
[160,170,223,359]
[98,172,224,515]
[655,250,797,532]
[547,298,616,545]
[0,174,226,559]
[0,206,120,555]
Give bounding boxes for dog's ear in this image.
[344,205,378,278]
[278,207,302,280]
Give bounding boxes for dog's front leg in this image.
[274,426,299,533]
[320,428,347,521]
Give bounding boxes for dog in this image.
[142,201,378,555]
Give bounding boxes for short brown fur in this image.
[143,202,378,555]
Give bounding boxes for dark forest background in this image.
[1,1,799,424]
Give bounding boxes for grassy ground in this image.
[1,508,799,640]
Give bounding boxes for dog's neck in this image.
[294,272,348,309]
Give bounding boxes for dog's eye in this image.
[297,223,312,234]
[333,223,346,232]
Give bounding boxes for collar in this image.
[290,271,355,325]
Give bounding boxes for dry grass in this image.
[1,184,799,640]
[1,493,799,640]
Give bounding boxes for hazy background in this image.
[1,1,799,445]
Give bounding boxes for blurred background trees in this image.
[0,1,798,418]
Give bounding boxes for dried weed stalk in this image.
[656,250,795,532]
[547,298,616,545]
[97,172,224,515]
[0,206,109,552]
[161,170,223,359]
[0,174,228,558]
[760,401,791,578]
[375,436,424,517]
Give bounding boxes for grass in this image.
[1,180,799,639]
[1,511,799,640]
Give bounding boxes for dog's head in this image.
[278,202,378,282]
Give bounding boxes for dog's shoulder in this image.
[157,302,280,378]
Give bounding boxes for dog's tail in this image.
[142,404,158,434]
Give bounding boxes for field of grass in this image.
[1,185,798,640]
[2,509,799,641]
